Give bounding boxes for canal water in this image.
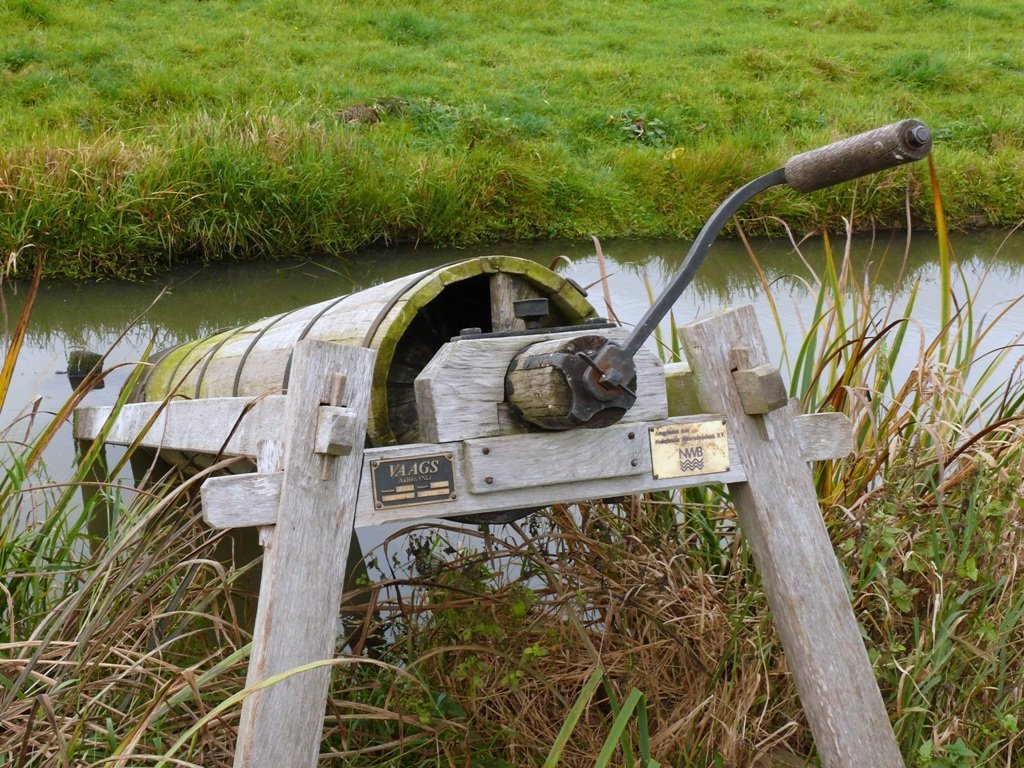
[2,227,1023,533]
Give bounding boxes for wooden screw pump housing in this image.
[74,256,904,768]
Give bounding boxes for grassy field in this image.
[1,0,1023,278]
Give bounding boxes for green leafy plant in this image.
[612,110,669,146]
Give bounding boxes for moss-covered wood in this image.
[138,256,596,446]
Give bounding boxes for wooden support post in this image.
[232,341,375,768]
[678,306,903,768]
[75,438,111,554]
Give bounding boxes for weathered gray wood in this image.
[132,401,849,528]
[313,401,360,456]
[463,420,652,493]
[489,272,541,333]
[202,415,744,530]
[209,408,859,531]
[784,119,931,193]
[255,440,284,546]
[202,465,285,531]
[233,341,374,768]
[144,278,401,401]
[732,363,788,415]
[795,411,854,461]
[678,305,903,768]
[415,327,667,443]
[74,396,287,456]
[84,393,851,469]
[494,402,531,436]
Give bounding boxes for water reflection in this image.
[4,228,1022,342]
[2,228,1023,468]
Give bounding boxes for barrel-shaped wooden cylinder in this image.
[139,257,597,446]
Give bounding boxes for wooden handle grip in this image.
[784,119,932,193]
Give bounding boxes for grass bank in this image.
[1,0,1023,279]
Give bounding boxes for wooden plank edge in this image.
[796,411,854,461]
[74,395,287,455]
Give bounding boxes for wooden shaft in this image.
[505,334,635,431]
[490,271,541,333]
[678,306,903,768]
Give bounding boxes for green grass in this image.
[1,0,1023,278]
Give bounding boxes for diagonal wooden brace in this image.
[678,306,904,768]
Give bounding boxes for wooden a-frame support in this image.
[74,308,904,768]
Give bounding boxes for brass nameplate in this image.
[370,453,457,510]
[649,420,729,480]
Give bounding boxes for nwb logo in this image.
[678,446,705,473]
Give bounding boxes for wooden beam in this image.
[489,271,541,333]
[794,411,854,461]
[203,415,742,530]
[202,411,854,531]
[74,396,287,456]
[232,341,374,768]
[678,305,903,768]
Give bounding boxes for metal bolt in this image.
[907,124,932,149]
[630,459,638,467]
[482,447,490,455]
[627,431,635,440]
[485,476,494,485]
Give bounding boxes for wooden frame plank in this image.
[74,396,286,457]
[678,305,903,768]
[77,393,852,468]
[202,411,854,530]
[232,342,374,768]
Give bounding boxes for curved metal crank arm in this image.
[584,118,933,399]
[621,167,788,360]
